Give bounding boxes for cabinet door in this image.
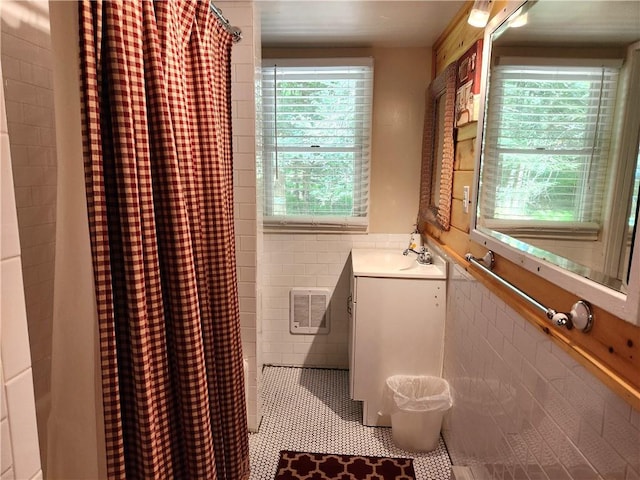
[351,277,446,410]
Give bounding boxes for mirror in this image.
[419,61,457,230]
[472,0,640,324]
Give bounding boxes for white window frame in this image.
[261,58,374,232]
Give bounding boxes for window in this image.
[262,58,374,230]
[480,63,620,235]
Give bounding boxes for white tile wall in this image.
[251,2,265,432]
[1,59,43,480]
[219,1,261,431]
[1,0,57,471]
[262,233,411,368]
[5,370,40,480]
[442,262,640,480]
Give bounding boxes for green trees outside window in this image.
[262,61,373,227]
[483,65,619,224]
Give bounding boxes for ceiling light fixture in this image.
[468,0,492,28]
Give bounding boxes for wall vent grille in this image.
[289,288,330,335]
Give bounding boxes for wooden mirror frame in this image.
[419,61,457,231]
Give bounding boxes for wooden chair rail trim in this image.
[431,239,640,411]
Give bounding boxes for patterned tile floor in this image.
[248,366,452,479]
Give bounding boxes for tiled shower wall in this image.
[262,232,411,367]
[222,1,262,431]
[1,0,56,471]
[252,4,265,433]
[443,263,640,480]
[1,59,43,480]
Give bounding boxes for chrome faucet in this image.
[403,245,433,265]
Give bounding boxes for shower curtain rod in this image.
[209,1,243,43]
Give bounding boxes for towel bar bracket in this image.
[465,251,594,333]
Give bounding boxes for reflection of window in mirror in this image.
[481,61,619,231]
[477,49,640,292]
[430,96,446,207]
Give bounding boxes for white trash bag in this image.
[380,375,453,452]
[381,375,453,414]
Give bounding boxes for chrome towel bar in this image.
[465,251,594,333]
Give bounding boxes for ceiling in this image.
[499,0,640,47]
[258,1,467,48]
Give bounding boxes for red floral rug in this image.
[274,450,416,480]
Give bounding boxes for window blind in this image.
[262,58,373,230]
[480,64,619,228]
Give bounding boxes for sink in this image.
[351,248,446,279]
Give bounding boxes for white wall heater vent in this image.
[289,288,330,335]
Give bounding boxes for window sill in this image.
[263,224,368,235]
[263,216,368,234]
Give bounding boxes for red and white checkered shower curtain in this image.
[77,1,250,478]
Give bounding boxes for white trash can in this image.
[381,375,453,452]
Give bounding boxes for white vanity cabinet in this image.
[349,249,447,427]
